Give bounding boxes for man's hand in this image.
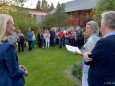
[83,52,92,62]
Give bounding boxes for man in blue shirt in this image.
[26,28,33,51]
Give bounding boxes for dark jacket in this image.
[85,35,115,86]
[0,41,25,86]
[37,33,43,42]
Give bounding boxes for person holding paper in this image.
[84,11,115,86]
[75,21,100,86]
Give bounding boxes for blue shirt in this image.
[103,31,115,38]
[26,31,33,41]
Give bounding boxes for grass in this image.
[18,45,82,86]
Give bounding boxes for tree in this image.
[93,0,115,23]
[36,0,54,12]
[0,0,39,32]
[36,0,41,11]
[56,2,61,8]
[10,7,39,32]
[41,3,67,28]
[0,6,38,32]
[0,0,27,13]
[41,0,49,12]
[54,3,67,28]
[0,0,27,7]
[41,14,55,28]
[49,2,54,12]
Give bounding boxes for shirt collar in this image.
[103,31,115,38]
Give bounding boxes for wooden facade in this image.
[66,10,93,27]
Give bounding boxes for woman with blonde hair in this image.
[0,14,28,86]
[75,21,100,86]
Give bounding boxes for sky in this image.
[24,0,73,9]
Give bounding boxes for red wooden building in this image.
[50,0,97,27]
[65,0,97,27]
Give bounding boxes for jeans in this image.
[59,39,63,48]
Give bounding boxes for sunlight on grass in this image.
[18,46,82,86]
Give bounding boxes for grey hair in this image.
[76,26,81,30]
[86,21,99,35]
[101,11,115,29]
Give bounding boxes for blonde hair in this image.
[0,14,13,42]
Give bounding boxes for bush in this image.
[71,61,82,80]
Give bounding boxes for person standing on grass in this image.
[75,21,100,86]
[37,29,43,48]
[44,29,50,49]
[32,31,36,49]
[0,14,28,86]
[50,28,55,46]
[26,28,33,51]
[76,27,83,49]
[58,29,65,48]
[64,30,70,45]
[17,29,25,52]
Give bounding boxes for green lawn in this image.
[18,46,82,86]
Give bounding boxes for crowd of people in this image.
[8,28,36,52]
[8,25,89,52]
[36,26,88,49]
[0,10,115,86]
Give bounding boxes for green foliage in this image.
[18,46,82,86]
[0,0,28,7]
[36,0,41,11]
[41,14,55,28]
[41,3,67,28]
[36,0,54,12]
[41,0,49,12]
[49,2,54,12]
[9,7,39,32]
[0,0,38,32]
[56,2,61,8]
[93,0,115,23]
[54,4,67,27]
[72,61,82,80]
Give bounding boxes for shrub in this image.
[71,61,82,80]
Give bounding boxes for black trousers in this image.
[28,41,32,50]
[18,42,24,52]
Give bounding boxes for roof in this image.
[28,9,48,15]
[49,8,57,14]
[49,0,97,14]
[65,0,97,12]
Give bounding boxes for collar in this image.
[103,32,115,38]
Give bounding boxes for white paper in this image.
[65,45,82,54]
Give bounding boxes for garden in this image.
[18,46,82,86]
